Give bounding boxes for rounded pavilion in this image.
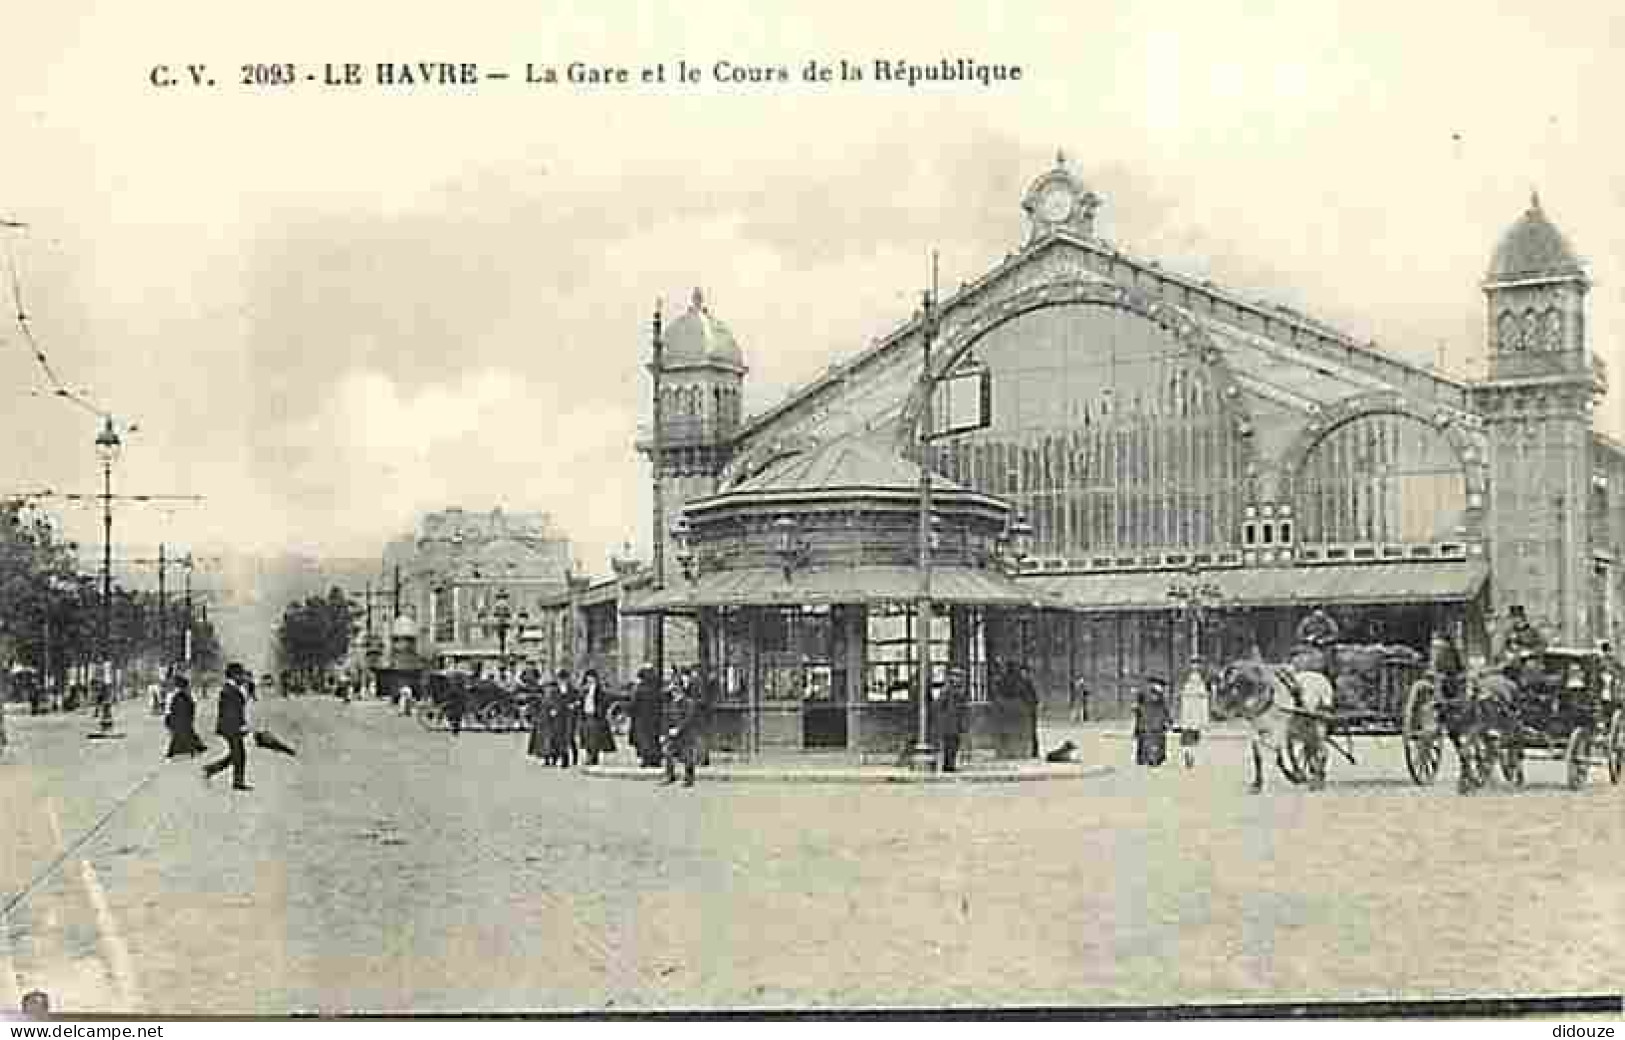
[631,434,1042,760]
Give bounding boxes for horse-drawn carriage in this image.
[1450,647,1625,792]
[414,671,534,732]
[1220,641,1434,790]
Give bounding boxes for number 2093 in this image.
[241,64,297,85]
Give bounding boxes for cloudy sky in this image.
[1,1,1622,580]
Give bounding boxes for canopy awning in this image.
[1030,560,1489,613]
[624,565,1043,614]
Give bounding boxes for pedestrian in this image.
[555,670,580,767]
[203,662,253,790]
[1015,663,1040,758]
[540,680,563,763]
[164,675,207,759]
[934,665,968,773]
[1070,679,1091,723]
[578,669,616,766]
[696,665,719,767]
[0,683,8,758]
[631,664,664,767]
[1177,669,1209,769]
[444,677,467,736]
[526,679,550,759]
[660,679,702,788]
[1137,678,1171,767]
[147,678,165,716]
[92,678,114,730]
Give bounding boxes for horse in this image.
[1450,665,1525,793]
[1216,658,1336,793]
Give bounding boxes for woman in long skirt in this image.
[164,676,208,758]
[630,666,664,767]
[526,682,551,759]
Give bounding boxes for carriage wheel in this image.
[479,701,521,732]
[1608,710,1625,785]
[1499,737,1525,788]
[1403,679,1443,785]
[416,704,445,731]
[1565,727,1591,791]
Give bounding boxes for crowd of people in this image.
[519,667,619,767]
[395,662,717,786]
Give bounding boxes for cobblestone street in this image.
[2,697,1620,1014]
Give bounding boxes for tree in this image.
[0,501,95,692]
[274,586,356,687]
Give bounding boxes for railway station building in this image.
[614,156,1625,733]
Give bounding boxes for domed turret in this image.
[661,288,746,370]
[1486,192,1584,283]
[1481,191,1592,379]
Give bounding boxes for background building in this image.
[383,506,577,677]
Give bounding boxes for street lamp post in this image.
[94,417,121,731]
[910,269,941,773]
[480,588,528,682]
[1167,561,1223,701]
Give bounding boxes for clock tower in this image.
[1021,150,1101,243]
[1475,192,1606,644]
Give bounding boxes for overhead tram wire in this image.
[2,217,106,419]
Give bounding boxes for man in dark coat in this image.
[164,675,207,758]
[203,663,253,790]
[1014,663,1040,758]
[660,679,703,787]
[578,669,616,766]
[631,665,664,767]
[934,666,968,773]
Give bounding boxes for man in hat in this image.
[1500,604,1550,694]
[203,662,253,790]
[1501,605,1547,659]
[1134,677,1172,767]
[934,666,969,773]
[1296,606,1341,648]
[660,677,702,787]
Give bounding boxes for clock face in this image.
[1037,183,1075,223]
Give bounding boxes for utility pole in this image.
[33,459,202,726]
[157,543,166,671]
[647,298,666,684]
[911,252,940,772]
[100,546,204,671]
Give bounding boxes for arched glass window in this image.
[933,303,1249,558]
[1294,413,1466,545]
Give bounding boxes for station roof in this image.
[1029,560,1487,612]
[690,434,1010,517]
[625,564,1038,613]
